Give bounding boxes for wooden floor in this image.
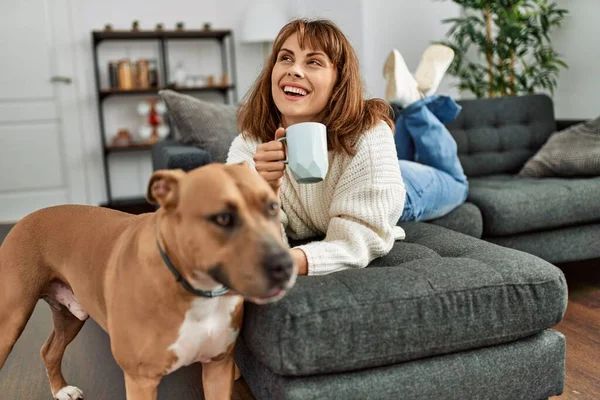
[0,224,598,399]
[551,259,600,400]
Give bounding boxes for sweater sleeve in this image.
[295,123,406,275]
[226,133,257,167]
[226,133,290,246]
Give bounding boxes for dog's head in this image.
[146,163,296,304]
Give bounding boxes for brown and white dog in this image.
[0,163,296,400]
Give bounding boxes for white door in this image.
[0,0,86,223]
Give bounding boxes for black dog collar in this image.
[155,222,230,298]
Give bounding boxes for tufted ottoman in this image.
[235,222,567,400]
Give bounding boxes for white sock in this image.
[383,49,422,108]
[414,44,454,97]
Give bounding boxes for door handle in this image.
[51,76,73,84]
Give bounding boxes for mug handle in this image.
[277,137,289,164]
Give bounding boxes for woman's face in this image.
[271,33,338,128]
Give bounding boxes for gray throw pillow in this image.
[518,116,600,177]
[159,89,239,163]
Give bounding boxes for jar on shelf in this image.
[108,61,119,89]
[172,62,187,87]
[148,59,158,87]
[117,59,133,90]
[135,59,149,89]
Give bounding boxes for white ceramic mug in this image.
[278,122,329,184]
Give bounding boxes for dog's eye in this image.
[212,213,236,228]
[266,202,279,216]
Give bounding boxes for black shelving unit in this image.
[91,29,238,209]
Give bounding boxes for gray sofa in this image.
[151,94,582,399]
[436,94,600,263]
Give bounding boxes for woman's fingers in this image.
[261,171,285,182]
[254,150,286,163]
[256,161,286,172]
[257,140,284,152]
[274,127,286,140]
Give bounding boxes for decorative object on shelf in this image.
[196,75,208,86]
[203,22,212,31]
[207,75,216,86]
[136,99,168,144]
[157,124,170,140]
[221,73,229,86]
[108,58,158,91]
[240,0,288,59]
[108,61,119,88]
[135,59,150,89]
[148,59,158,87]
[137,100,151,116]
[111,129,132,147]
[185,77,196,88]
[187,75,207,87]
[155,99,169,140]
[155,23,164,32]
[117,59,134,90]
[138,124,153,142]
[131,20,140,32]
[176,21,185,31]
[104,24,113,32]
[155,100,167,115]
[435,0,569,98]
[172,62,187,87]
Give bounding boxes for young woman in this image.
[227,19,467,276]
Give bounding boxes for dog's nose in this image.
[263,248,294,284]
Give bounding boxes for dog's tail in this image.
[0,224,46,370]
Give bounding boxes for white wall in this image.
[552,0,599,119]
[362,0,461,100]
[64,0,595,206]
[288,0,364,68]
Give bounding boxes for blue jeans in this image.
[395,96,468,222]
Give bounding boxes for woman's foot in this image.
[383,49,422,108]
[413,44,454,97]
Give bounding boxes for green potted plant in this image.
[436,0,569,98]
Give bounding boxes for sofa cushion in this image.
[488,221,600,264]
[518,116,600,178]
[151,139,212,171]
[159,89,238,163]
[240,222,567,376]
[468,175,600,236]
[427,202,483,238]
[445,94,556,178]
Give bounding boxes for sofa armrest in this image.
[151,139,213,171]
[556,119,587,132]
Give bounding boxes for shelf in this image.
[92,24,237,206]
[99,85,234,100]
[93,29,231,43]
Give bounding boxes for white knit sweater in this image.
[226,120,406,275]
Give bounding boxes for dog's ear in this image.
[146,169,186,209]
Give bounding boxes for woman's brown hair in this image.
[237,18,394,156]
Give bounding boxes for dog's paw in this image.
[54,385,84,400]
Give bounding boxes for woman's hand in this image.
[254,127,287,195]
[291,248,308,275]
